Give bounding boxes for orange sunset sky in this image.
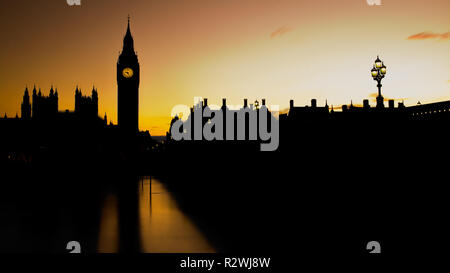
[0,0,449,135]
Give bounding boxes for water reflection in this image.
[97,176,215,253]
[97,193,119,253]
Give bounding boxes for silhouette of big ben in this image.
[117,16,139,133]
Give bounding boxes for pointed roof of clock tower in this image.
[122,15,135,55]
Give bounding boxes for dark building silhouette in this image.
[75,86,99,119]
[163,94,450,154]
[279,97,450,152]
[117,16,140,134]
[283,97,449,121]
[21,87,31,119]
[31,85,58,120]
[404,100,450,119]
[287,98,329,122]
[18,85,103,123]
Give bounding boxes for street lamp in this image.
[254,100,259,110]
[371,55,387,108]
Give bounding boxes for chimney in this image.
[262,99,266,106]
[244,99,248,108]
[363,99,370,109]
[311,99,317,108]
[290,100,294,109]
[222,98,226,106]
[389,99,394,109]
[204,98,208,107]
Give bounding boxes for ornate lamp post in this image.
[371,56,387,108]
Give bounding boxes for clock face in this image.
[122,67,134,78]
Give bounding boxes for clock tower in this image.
[117,16,139,133]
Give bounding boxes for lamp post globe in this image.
[371,66,378,78]
[375,56,382,68]
[380,63,386,75]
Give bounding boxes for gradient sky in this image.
[0,0,448,135]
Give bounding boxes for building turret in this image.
[75,86,99,119]
[21,86,31,119]
[32,86,37,118]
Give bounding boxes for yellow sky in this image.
[0,0,448,135]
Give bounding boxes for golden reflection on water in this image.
[97,176,215,253]
[97,193,119,253]
[139,176,215,253]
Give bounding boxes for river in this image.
[97,176,215,253]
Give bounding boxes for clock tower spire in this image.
[117,15,140,134]
[123,14,135,54]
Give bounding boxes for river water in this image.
[97,176,215,253]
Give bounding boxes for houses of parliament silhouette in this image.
[1,17,449,161]
[0,18,152,167]
[8,17,140,132]
[18,85,103,123]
